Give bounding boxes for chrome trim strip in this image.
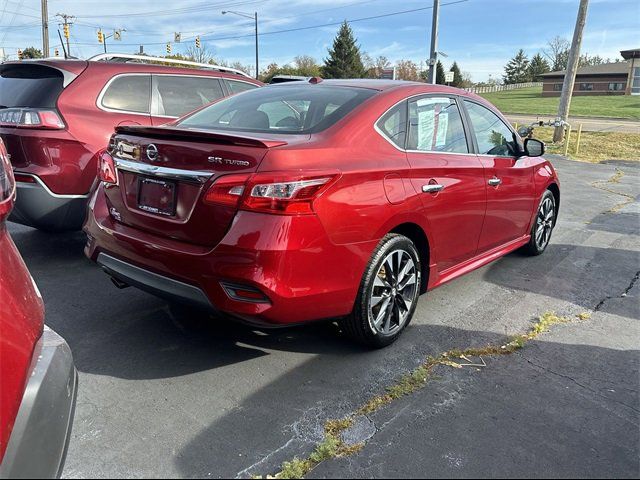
[13,172,89,199]
[114,158,213,184]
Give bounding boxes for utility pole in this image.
[222,10,259,79]
[56,13,75,58]
[554,0,589,142]
[41,0,49,57]
[427,0,440,84]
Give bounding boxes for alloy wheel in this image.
[369,249,419,335]
[535,196,555,250]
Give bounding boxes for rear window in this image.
[178,85,377,134]
[0,65,64,108]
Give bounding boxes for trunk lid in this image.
[107,126,305,246]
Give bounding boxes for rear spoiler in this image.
[115,125,289,148]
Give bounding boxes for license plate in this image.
[137,178,176,216]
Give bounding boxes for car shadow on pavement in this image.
[483,243,640,320]
[170,325,639,479]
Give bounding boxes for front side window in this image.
[101,75,151,113]
[155,76,224,117]
[376,102,407,149]
[227,80,259,95]
[178,85,376,134]
[407,97,468,153]
[464,100,518,157]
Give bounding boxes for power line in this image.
[59,0,469,47]
[72,0,266,19]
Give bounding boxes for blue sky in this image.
[1,0,638,81]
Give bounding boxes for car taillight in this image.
[203,174,250,207]
[203,172,338,215]
[0,140,15,217]
[0,108,65,129]
[243,174,337,215]
[98,151,118,185]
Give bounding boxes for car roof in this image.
[269,79,482,98]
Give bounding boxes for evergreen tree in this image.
[528,53,550,80]
[503,49,531,84]
[436,60,446,84]
[449,61,463,87]
[321,21,366,79]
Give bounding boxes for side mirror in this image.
[524,138,545,157]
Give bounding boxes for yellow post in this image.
[514,122,518,131]
[575,123,583,155]
[563,126,572,157]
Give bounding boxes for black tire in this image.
[522,190,557,256]
[342,234,422,348]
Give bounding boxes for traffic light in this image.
[97,30,104,44]
[195,36,201,49]
[63,24,70,39]
[54,48,60,56]
[166,43,172,54]
[114,30,121,41]
[174,32,181,43]
[17,49,23,60]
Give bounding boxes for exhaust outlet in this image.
[110,276,130,289]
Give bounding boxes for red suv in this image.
[84,80,560,347]
[0,54,262,231]
[0,138,77,477]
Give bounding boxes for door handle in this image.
[488,177,502,187]
[422,184,445,193]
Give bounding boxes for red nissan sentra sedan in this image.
[0,138,77,477]
[84,80,559,347]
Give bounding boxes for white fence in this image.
[465,82,542,94]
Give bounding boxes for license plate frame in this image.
[137,177,177,217]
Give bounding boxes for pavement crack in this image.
[519,353,640,418]
[589,168,636,213]
[594,270,640,311]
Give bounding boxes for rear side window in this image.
[407,97,468,153]
[376,102,407,149]
[0,65,64,108]
[464,100,518,156]
[155,76,224,117]
[227,80,258,95]
[101,75,150,114]
[179,85,376,134]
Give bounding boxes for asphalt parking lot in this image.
[8,155,639,479]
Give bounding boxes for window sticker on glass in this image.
[417,105,449,151]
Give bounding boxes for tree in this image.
[449,61,463,87]
[293,55,321,77]
[185,44,215,64]
[436,60,446,84]
[579,53,606,67]
[528,53,550,80]
[21,47,43,59]
[364,55,391,78]
[322,21,366,79]
[395,60,419,81]
[503,49,531,84]
[543,36,570,71]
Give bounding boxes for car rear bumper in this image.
[0,326,77,479]
[84,184,377,326]
[9,176,88,231]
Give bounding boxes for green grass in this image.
[479,86,640,120]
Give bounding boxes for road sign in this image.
[380,67,396,80]
[445,71,454,83]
